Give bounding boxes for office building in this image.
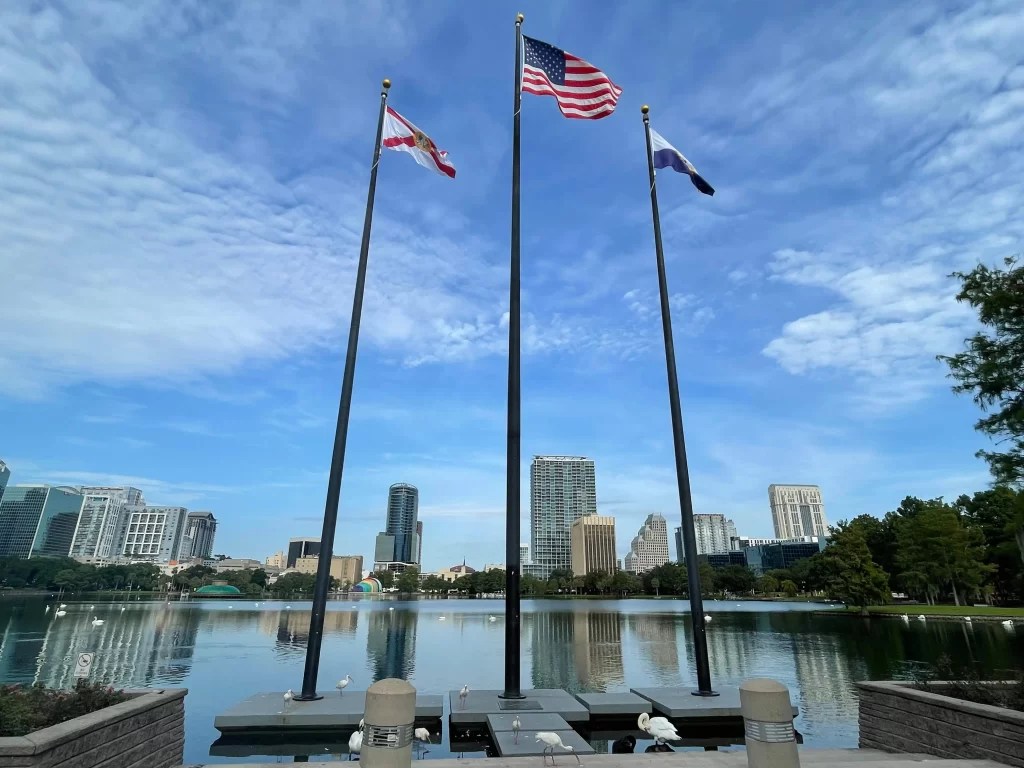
[296,554,363,585]
[730,536,780,551]
[287,537,321,569]
[700,551,748,569]
[69,489,135,560]
[570,515,617,575]
[530,455,597,579]
[121,506,189,563]
[0,460,10,505]
[374,532,397,565]
[185,511,217,559]
[385,483,419,564]
[0,485,84,558]
[769,484,828,539]
[214,558,264,571]
[266,551,286,568]
[520,543,530,565]
[416,520,423,565]
[624,513,670,574]
[675,515,739,562]
[744,537,827,576]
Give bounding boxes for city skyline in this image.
[0,1,1005,570]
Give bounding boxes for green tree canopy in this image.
[395,568,420,594]
[812,523,890,614]
[940,257,1024,485]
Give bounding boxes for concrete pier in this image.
[213,691,443,731]
[449,689,589,726]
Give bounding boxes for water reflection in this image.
[0,597,1022,766]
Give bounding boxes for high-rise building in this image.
[529,456,597,579]
[266,551,286,568]
[287,537,321,568]
[69,489,136,560]
[374,533,396,566]
[624,514,670,574]
[729,536,779,551]
[384,483,419,564]
[520,543,530,565]
[674,514,737,561]
[0,485,84,558]
[744,537,827,576]
[570,515,617,575]
[185,511,217,559]
[121,506,189,563]
[416,520,423,565]
[0,461,10,506]
[768,485,828,539]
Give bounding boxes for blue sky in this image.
[1,1,1021,570]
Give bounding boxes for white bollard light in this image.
[362,678,416,768]
[740,678,799,768]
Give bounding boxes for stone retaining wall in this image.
[0,688,186,768]
[857,680,1023,766]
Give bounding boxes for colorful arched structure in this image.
[352,576,383,593]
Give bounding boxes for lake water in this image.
[0,596,1021,763]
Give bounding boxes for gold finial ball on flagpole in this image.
[641,105,649,114]
[516,13,524,23]
[382,78,391,89]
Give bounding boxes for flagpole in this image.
[296,78,391,701]
[641,104,717,696]
[501,11,525,701]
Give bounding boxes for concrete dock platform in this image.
[213,690,444,731]
[486,712,597,758]
[630,686,798,719]
[574,692,652,716]
[450,689,589,725]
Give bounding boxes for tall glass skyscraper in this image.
[0,485,84,558]
[529,456,597,579]
[385,483,419,564]
[185,511,217,559]
[0,461,10,506]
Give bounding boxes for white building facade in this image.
[122,505,189,563]
[69,490,135,560]
[529,456,597,579]
[693,514,737,556]
[624,513,670,574]
[768,485,828,539]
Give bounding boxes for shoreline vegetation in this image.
[828,604,1024,619]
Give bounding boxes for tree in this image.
[847,514,899,579]
[610,570,641,596]
[714,565,756,595]
[421,575,450,593]
[940,257,1024,485]
[896,499,993,605]
[698,562,716,596]
[756,575,779,595]
[396,568,420,594]
[956,488,1023,603]
[272,572,317,595]
[781,579,798,597]
[372,570,395,589]
[813,524,890,615]
[650,577,660,596]
[250,568,268,588]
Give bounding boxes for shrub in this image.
[0,680,130,737]
[914,654,1024,712]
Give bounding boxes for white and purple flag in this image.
[650,127,714,196]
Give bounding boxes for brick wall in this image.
[0,688,186,768]
[857,680,1023,767]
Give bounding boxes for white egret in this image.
[900,614,910,622]
[45,606,50,614]
[535,732,579,765]
[414,727,432,758]
[348,729,362,760]
[512,716,521,744]
[359,718,364,731]
[91,616,105,626]
[704,614,712,623]
[917,615,927,621]
[638,713,680,745]
[1002,620,1014,629]
[283,690,294,710]
[337,675,353,695]
[458,684,469,710]
[55,610,66,617]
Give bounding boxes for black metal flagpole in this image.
[296,78,391,701]
[641,104,717,696]
[501,12,525,701]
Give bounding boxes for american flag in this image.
[522,35,622,120]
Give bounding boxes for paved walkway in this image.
[179,747,1005,767]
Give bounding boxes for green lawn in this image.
[848,604,1024,617]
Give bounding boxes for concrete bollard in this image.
[739,679,799,768]
[362,678,416,768]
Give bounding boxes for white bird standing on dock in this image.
[638,713,681,745]
[458,685,469,710]
[512,716,521,744]
[535,733,579,765]
[337,675,353,695]
[349,726,362,760]
[91,616,104,626]
[414,727,431,758]
[283,690,294,710]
